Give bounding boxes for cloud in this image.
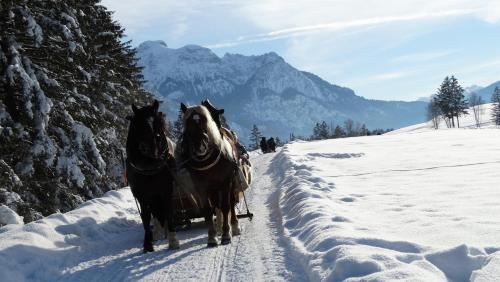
[207,9,475,49]
[368,72,411,81]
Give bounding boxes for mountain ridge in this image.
[136,40,427,142]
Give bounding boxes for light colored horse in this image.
[177,103,242,246]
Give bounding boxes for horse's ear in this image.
[153,100,159,113]
[218,109,225,114]
[180,103,187,114]
[132,104,138,114]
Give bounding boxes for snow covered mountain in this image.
[136,41,427,142]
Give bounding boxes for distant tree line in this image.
[304,119,391,141]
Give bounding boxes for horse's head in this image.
[127,100,168,161]
[180,103,221,157]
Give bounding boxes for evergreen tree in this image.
[491,87,500,125]
[359,124,368,136]
[434,76,467,127]
[172,110,184,141]
[0,0,152,221]
[319,121,330,139]
[449,76,468,127]
[311,121,330,140]
[434,76,454,127]
[311,122,321,140]
[249,124,261,150]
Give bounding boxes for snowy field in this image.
[277,129,500,281]
[273,106,500,281]
[1,106,499,281]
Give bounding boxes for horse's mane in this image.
[183,105,222,147]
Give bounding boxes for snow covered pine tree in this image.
[0,0,151,222]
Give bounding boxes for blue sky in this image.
[102,0,500,101]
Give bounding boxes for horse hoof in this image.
[232,224,241,236]
[207,236,218,247]
[221,237,231,245]
[169,239,180,250]
[143,245,155,253]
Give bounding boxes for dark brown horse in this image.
[177,103,241,246]
[126,100,179,252]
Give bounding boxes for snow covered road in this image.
[0,151,304,282]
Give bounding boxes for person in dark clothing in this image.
[267,137,276,152]
[260,137,268,153]
[232,131,251,166]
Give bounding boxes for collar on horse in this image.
[183,139,223,171]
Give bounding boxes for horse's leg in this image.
[230,191,241,236]
[205,205,217,247]
[165,186,179,250]
[140,202,154,252]
[152,216,164,241]
[220,186,232,245]
[215,208,223,236]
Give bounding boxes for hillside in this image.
[136,41,427,142]
[390,103,498,134]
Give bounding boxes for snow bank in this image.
[0,205,23,226]
[273,129,500,281]
[0,189,139,281]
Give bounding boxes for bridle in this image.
[128,113,172,175]
[179,110,227,172]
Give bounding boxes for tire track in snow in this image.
[327,160,500,178]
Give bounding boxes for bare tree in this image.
[344,119,355,137]
[468,92,484,128]
[427,98,441,129]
